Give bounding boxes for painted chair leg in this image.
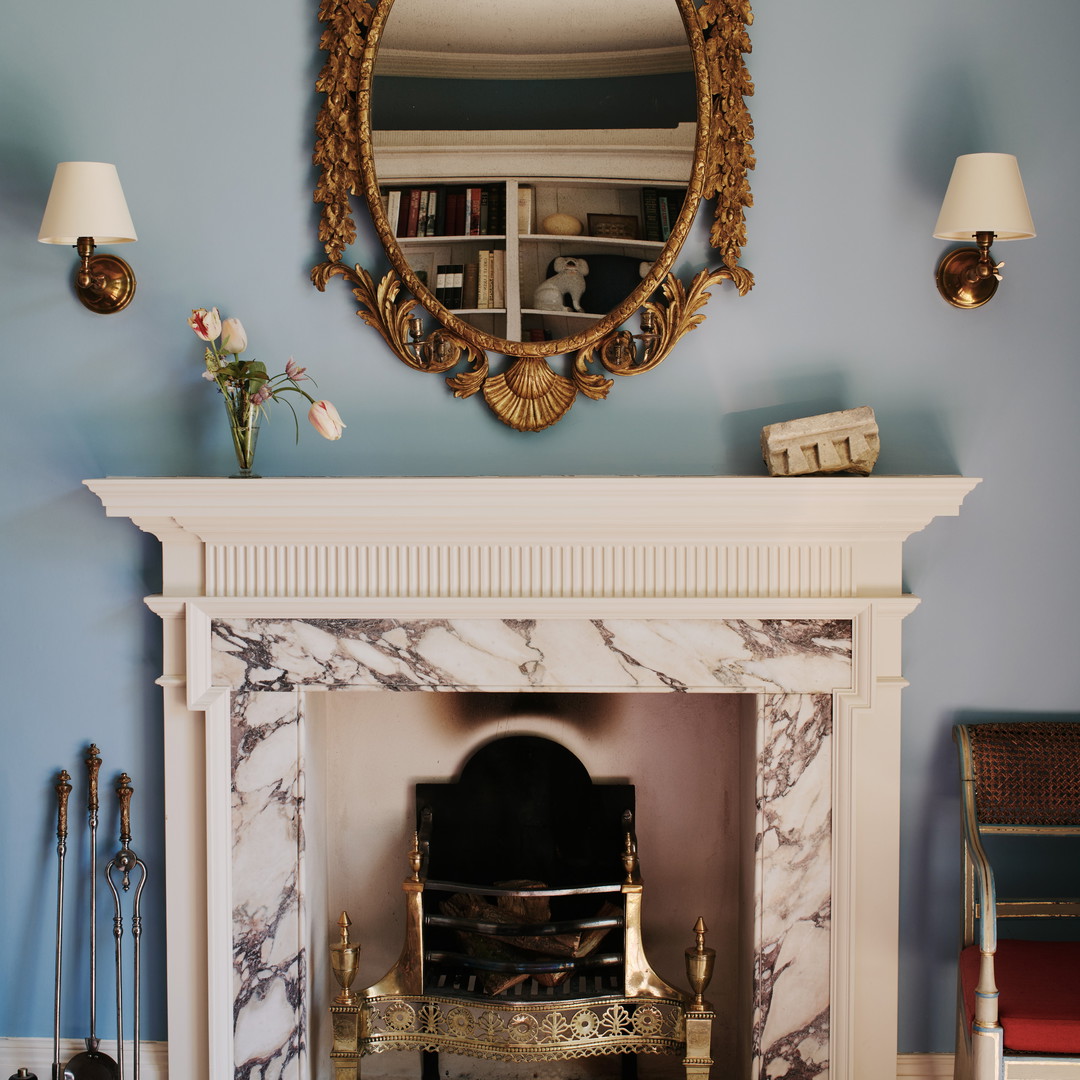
[970,1024,1004,1080]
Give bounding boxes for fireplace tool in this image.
[67,746,119,1080]
[52,770,72,1080]
[104,774,147,1080]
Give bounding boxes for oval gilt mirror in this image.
[313,0,754,432]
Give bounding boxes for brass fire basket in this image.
[330,736,714,1080]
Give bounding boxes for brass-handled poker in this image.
[52,770,72,1080]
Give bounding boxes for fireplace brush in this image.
[105,774,147,1080]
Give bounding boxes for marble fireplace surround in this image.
[85,476,979,1080]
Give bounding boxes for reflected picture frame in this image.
[588,214,641,241]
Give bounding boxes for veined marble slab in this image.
[218,618,848,1080]
[231,690,306,1080]
[755,693,831,1079]
[212,618,852,695]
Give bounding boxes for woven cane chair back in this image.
[965,721,1080,829]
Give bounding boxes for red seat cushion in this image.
[961,939,1080,1053]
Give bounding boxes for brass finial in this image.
[622,830,638,884]
[337,910,352,942]
[330,910,360,1004]
[408,832,423,882]
[685,916,715,1011]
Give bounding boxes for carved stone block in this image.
[761,407,880,476]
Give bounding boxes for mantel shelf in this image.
[85,475,979,532]
[85,475,980,602]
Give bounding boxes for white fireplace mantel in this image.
[87,475,980,600]
[85,475,979,1080]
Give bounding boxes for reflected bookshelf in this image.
[380,177,686,343]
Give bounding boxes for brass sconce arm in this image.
[599,310,662,372]
[408,316,463,369]
[970,230,1006,283]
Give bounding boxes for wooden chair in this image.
[330,735,715,1080]
[954,722,1080,1080]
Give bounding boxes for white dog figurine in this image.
[533,256,589,312]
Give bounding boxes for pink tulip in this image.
[188,307,221,341]
[220,317,248,355]
[308,400,345,440]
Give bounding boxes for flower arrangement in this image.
[189,307,344,475]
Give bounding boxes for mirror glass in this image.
[367,0,698,350]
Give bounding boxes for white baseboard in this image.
[0,1041,946,1080]
[0,1037,167,1079]
[897,1053,955,1078]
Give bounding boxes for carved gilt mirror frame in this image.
[312,0,754,432]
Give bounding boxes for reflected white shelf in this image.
[520,233,665,250]
[521,307,604,320]
[395,233,506,244]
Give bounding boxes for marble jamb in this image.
[232,690,306,1080]
[754,693,831,1080]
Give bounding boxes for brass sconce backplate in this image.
[935,247,998,310]
[76,252,137,315]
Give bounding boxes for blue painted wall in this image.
[2,0,1078,1057]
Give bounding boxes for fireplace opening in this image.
[417,734,634,1000]
[307,691,757,1079]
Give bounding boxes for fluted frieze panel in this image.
[205,542,854,599]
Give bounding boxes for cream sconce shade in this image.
[933,153,1035,309]
[38,162,138,314]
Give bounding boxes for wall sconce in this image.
[38,162,138,314]
[933,153,1035,309]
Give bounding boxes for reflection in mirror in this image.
[371,0,697,345]
[312,0,754,432]
[372,0,696,130]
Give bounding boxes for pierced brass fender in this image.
[312,0,755,432]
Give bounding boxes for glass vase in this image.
[224,389,261,478]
